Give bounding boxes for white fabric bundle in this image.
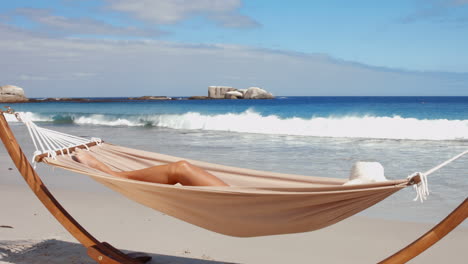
[344,161,388,185]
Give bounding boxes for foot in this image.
[73,148,113,174]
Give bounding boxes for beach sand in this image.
[1,153,467,264]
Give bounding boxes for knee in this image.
[171,160,192,177]
[174,160,191,169]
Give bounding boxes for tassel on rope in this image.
[407,149,468,203]
[408,172,429,203]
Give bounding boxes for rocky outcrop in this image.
[243,87,274,99]
[28,96,174,102]
[225,94,238,99]
[128,96,172,100]
[29,98,91,102]
[208,86,237,99]
[224,91,243,99]
[207,86,274,99]
[0,85,28,102]
[188,96,211,100]
[237,89,248,96]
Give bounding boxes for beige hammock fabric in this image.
[43,143,409,237]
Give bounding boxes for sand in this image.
[1,152,467,264]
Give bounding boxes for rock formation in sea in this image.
[188,96,211,100]
[29,98,92,102]
[0,85,28,102]
[28,96,173,102]
[128,96,172,100]
[208,86,237,99]
[207,86,274,99]
[243,87,274,99]
[224,91,243,99]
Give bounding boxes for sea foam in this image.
[9,110,468,141]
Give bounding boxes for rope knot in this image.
[46,150,57,160]
[91,137,103,146]
[31,150,42,169]
[408,172,429,203]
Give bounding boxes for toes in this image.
[71,155,79,162]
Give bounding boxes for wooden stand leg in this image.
[379,198,468,263]
[88,243,151,264]
[0,112,151,263]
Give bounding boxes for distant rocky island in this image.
[201,86,274,100]
[0,85,274,103]
[0,85,28,102]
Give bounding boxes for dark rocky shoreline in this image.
[1,85,275,103]
[21,96,215,103]
[6,95,277,103]
[27,96,175,103]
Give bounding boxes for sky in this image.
[1,0,468,97]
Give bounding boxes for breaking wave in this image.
[8,110,468,141]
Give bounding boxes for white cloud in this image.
[106,0,259,27]
[401,0,468,24]
[13,8,165,37]
[0,23,466,97]
[19,75,49,81]
[71,72,96,78]
[16,72,95,82]
[209,13,259,28]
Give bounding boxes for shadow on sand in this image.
[0,239,236,264]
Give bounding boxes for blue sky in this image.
[1,0,467,96]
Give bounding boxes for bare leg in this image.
[73,149,228,186]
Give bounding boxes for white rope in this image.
[14,113,102,165]
[407,150,468,203]
[29,121,47,153]
[24,120,39,153]
[424,150,468,176]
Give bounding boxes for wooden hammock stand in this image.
[0,108,466,264]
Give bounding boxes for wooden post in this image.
[379,198,467,263]
[0,111,150,264]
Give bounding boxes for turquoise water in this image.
[7,96,468,140]
[3,96,468,224]
[9,96,468,119]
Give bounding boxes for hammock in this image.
[11,110,466,237]
[1,108,467,264]
[45,143,409,237]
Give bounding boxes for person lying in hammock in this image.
[73,148,229,187]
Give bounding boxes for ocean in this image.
[3,96,468,225]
